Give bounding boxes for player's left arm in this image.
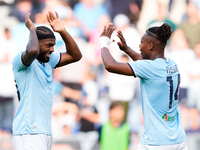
[47,11,82,67]
[116,30,143,61]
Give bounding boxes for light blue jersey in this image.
[128,58,187,145]
[12,52,61,136]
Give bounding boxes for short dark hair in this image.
[36,26,55,40]
[146,23,172,43]
[109,101,124,110]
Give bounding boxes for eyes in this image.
[47,43,55,48]
[139,40,144,47]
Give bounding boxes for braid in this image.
[146,23,172,43]
[36,26,55,40]
[156,23,172,43]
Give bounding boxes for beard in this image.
[36,52,49,63]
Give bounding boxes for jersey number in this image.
[14,80,21,101]
[166,74,180,109]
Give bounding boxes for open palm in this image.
[46,11,65,33]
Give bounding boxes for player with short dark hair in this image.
[12,11,82,150]
[100,23,188,150]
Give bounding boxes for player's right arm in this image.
[100,24,135,76]
[22,12,40,66]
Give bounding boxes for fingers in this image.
[25,12,31,21]
[116,30,123,39]
[116,30,125,43]
[49,11,56,20]
[117,41,121,47]
[25,12,36,30]
[100,25,106,36]
[107,23,115,35]
[100,23,115,38]
[116,30,128,50]
[55,11,59,19]
[46,14,51,23]
[102,25,106,34]
[46,11,57,23]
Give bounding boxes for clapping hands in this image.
[100,23,128,51]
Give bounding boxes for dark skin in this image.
[23,12,39,66]
[22,11,82,67]
[100,23,166,76]
[36,38,55,63]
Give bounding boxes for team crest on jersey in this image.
[162,113,179,122]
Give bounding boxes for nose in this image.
[139,43,141,49]
[50,46,54,52]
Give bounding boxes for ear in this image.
[149,42,154,50]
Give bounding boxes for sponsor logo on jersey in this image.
[162,113,179,122]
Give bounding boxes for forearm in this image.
[101,47,118,72]
[123,46,143,61]
[26,29,39,53]
[101,47,135,76]
[60,30,82,61]
[23,28,39,65]
[24,12,39,57]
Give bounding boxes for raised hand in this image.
[116,30,128,51]
[25,12,36,31]
[100,23,115,39]
[46,11,65,33]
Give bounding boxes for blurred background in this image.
[0,0,200,149]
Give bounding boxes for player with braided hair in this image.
[100,23,188,149]
[12,11,82,150]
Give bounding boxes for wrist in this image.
[100,36,111,49]
[59,29,66,34]
[29,26,36,31]
[123,46,130,53]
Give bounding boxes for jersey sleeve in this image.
[12,51,27,72]
[128,60,155,79]
[49,52,61,69]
